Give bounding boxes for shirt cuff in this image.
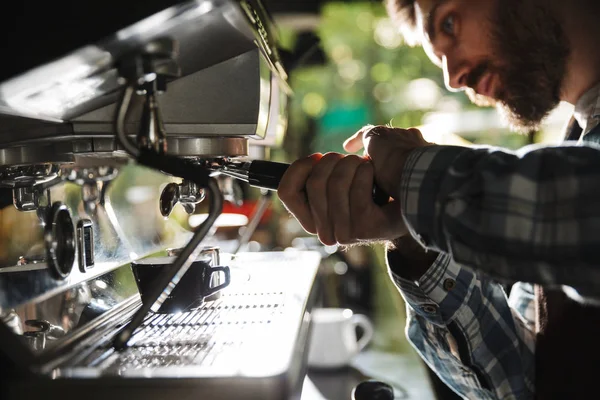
[400,145,468,252]
[388,251,476,325]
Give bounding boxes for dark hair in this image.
[384,0,421,45]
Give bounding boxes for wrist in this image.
[392,145,433,201]
[386,235,438,281]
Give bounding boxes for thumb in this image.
[343,125,374,153]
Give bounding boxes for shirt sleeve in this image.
[387,250,535,399]
[400,143,600,298]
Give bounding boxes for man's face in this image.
[414,0,570,131]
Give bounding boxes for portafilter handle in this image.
[219,160,390,207]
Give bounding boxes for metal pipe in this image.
[234,191,273,254]
[114,85,140,158]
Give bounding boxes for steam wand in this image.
[112,83,223,350]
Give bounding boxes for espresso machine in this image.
[0,1,322,398]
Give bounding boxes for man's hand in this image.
[343,125,432,197]
[278,125,430,246]
[278,153,407,246]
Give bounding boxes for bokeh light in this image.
[356,11,373,32]
[403,78,441,109]
[373,82,394,103]
[371,63,393,82]
[374,18,403,49]
[337,59,366,82]
[302,92,327,117]
[330,44,353,64]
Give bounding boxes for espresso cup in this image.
[307,308,374,369]
[131,257,230,314]
[166,246,223,300]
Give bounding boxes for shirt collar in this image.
[574,81,600,137]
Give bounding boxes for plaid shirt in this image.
[389,255,536,399]
[387,83,600,400]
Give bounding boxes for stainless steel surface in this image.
[59,251,320,381]
[0,164,63,188]
[71,49,276,138]
[219,160,253,182]
[165,137,249,157]
[0,0,289,166]
[0,0,283,121]
[0,145,74,167]
[160,180,206,217]
[23,320,66,349]
[62,166,119,184]
[13,187,42,212]
[3,263,140,354]
[77,219,94,272]
[44,202,76,280]
[0,136,249,163]
[137,92,168,154]
[178,181,205,214]
[216,175,245,207]
[3,252,320,400]
[0,164,192,311]
[235,191,272,254]
[159,183,180,217]
[63,166,120,216]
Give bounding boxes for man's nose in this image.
[442,56,469,92]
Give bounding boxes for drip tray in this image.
[59,251,321,380]
[101,292,286,372]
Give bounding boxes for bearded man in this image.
[278,0,600,398]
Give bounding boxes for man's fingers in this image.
[306,153,344,245]
[344,124,393,158]
[278,154,322,234]
[343,132,363,153]
[328,155,363,245]
[343,125,374,153]
[349,162,378,234]
[350,162,407,240]
[361,125,396,161]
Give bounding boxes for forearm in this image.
[400,143,600,296]
[387,249,535,399]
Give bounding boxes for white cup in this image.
[307,308,374,369]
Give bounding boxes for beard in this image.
[465,0,570,132]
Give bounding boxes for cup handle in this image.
[204,266,231,296]
[352,314,374,352]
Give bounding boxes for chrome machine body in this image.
[0,2,320,399]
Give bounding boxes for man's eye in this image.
[441,15,455,35]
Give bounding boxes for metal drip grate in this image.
[92,291,286,371]
[60,251,322,382]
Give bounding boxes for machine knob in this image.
[351,380,395,400]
